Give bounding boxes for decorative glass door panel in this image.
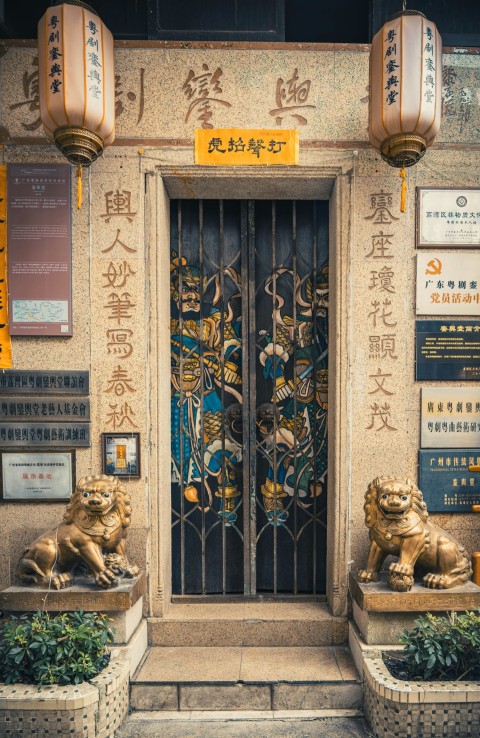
[170,199,328,595]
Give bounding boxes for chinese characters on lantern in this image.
[364,190,400,432]
[423,25,436,106]
[85,17,102,100]
[383,27,399,106]
[47,13,63,96]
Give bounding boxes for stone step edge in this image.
[127,708,364,721]
[147,614,346,624]
[131,679,361,686]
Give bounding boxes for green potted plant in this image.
[363,611,480,738]
[0,610,129,738]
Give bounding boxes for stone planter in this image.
[363,655,480,738]
[0,656,129,738]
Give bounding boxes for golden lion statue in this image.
[357,476,472,592]
[17,475,139,590]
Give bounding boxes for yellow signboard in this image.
[195,129,299,166]
[0,164,12,368]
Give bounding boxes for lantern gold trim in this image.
[53,0,98,15]
[380,132,427,169]
[54,125,104,166]
[391,9,426,20]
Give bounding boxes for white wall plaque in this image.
[417,188,480,248]
[421,388,480,448]
[416,252,480,315]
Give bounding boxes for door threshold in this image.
[171,594,327,604]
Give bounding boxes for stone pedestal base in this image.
[349,572,480,645]
[0,572,146,645]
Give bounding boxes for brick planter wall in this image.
[363,655,480,738]
[0,658,129,738]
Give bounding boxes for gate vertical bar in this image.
[219,200,227,594]
[272,201,278,593]
[199,200,207,594]
[312,201,318,595]
[177,201,186,595]
[247,200,257,594]
[241,201,251,594]
[292,201,298,594]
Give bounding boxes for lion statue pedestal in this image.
[16,474,139,590]
[358,476,472,592]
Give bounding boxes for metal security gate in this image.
[170,199,328,595]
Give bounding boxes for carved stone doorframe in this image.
[145,158,354,617]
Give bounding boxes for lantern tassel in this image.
[77,164,82,210]
[400,167,407,213]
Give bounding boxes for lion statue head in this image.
[64,474,132,528]
[364,476,428,529]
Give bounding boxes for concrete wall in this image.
[0,41,479,615]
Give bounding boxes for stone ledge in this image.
[364,655,480,705]
[0,572,146,612]
[0,658,128,710]
[349,572,480,613]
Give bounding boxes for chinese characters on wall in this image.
[364,190,400,433]
[98,184,140,434]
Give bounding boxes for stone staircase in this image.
[128,602,363,716]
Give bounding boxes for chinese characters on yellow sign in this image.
[194,129,299,166]
[0,165,12,368]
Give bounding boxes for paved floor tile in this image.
[240,647,342,682]
[135,647,242,682]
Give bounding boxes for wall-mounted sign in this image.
[0,397,90,421]
[0,423,90,447]
[419,449,480,512]
[194,128,299,166]
[0,371,89,394]
[416,188,480,248]
[7,164,72,336]
[421,388,480,448]
[416,320,480,381]
[416,253,480,315]
[0,450,75,501]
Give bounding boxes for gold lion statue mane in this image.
[17,474,139,590]
[358,476,472,592]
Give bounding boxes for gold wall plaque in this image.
[194,128,299,166]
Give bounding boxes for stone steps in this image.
[147,601,348,647]
[130,645,362,712]
[116,712,369,738]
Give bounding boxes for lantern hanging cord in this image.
[400,167,407,213]
[77,164,82,210]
